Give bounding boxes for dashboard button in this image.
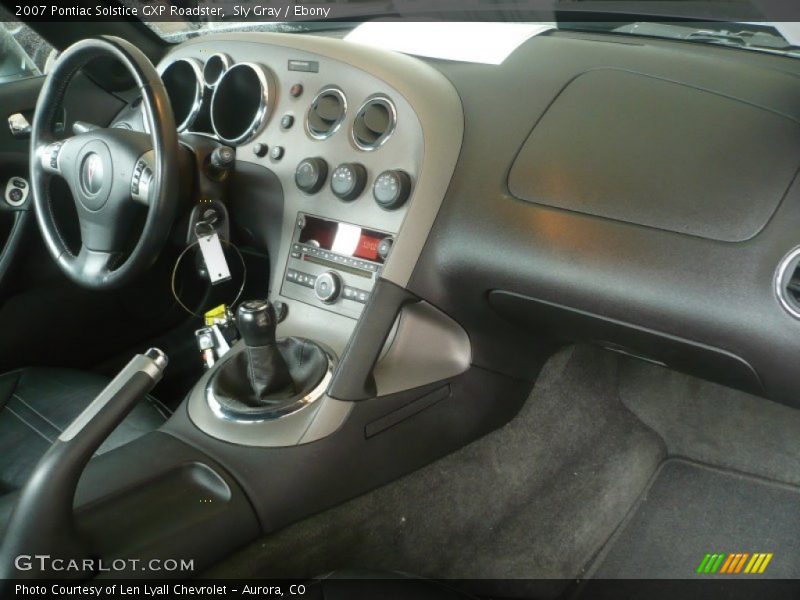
[270,146,285,160]
[377,237,394,261]
[295,157,328,194]
[373,170,411,210]
[290,83,303,98]
[314,271,342,304]
[280,114,295,130]
[331,163,367,202]
[253,143,268,157]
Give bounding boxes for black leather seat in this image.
[0,367,168,495]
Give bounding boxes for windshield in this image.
[146,21,352,43]
[139,0,800,59]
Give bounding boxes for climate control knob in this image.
[331,162,367,201]
[295,157,328,194]
[373,170,411,210]
[314,271,342,304]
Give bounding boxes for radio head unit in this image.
[281,213,394,318]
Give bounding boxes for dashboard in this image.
[112,28,800,412]
[117,36,423,322]
[112,33,463,378]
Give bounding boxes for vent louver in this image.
[352,96,396,150]
[307,87,346,139]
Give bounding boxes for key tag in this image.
[195,221,231,285]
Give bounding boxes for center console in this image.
[151,33,474,455]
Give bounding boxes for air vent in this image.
[306,87,346,139]
[775,247,800,318]
[352,95,396,151]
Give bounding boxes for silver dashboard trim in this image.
[775,245,800,319]
[168,32,464,289]
[203,52,231,88]
[351,94,397,152]
[157,57,204,133]
[210,62,273,146]
[305,85,347,140]
[205,347,335,423]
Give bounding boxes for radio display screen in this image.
[298,215,389,264]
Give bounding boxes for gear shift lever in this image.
[237,300,293,397]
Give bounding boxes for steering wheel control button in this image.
[314,271,342,303]
[295,157,328,194]
[280,114,295,130]
[253,143,268,157]
[5,177,29,207]
[131,152,154,204]
[270,145,285,161]
[377,237,394,261]
[41,141,64,173]
[331,163,367,201]
[373,170,412,210]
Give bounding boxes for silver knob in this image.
[314,271,342,304]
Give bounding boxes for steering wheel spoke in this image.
[70,245,115,281]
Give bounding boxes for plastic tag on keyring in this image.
[196,224,231,285]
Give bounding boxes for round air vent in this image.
[776,246,800,318]
[352,95,396,151]
[306,87,346,140]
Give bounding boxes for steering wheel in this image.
[30,36,179,290]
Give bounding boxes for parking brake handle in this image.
[0,348,168,580]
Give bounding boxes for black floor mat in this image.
[590,459,800,579]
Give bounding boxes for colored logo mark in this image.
[696,553,773,575]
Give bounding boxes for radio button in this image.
[378,237,394,260]
[314,271,342,304]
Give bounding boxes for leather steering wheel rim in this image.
[30,36,179,290]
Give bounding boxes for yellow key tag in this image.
[204,304,228,326]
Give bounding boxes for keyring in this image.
[170,238,247,318]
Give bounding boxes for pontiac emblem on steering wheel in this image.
[80,152,104,196]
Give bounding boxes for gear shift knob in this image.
[237,300,278,347]
[236,300,293,397]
